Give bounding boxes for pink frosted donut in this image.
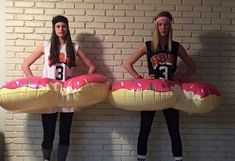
[109,78,178,111]
[0,74,109,113]
[174,82,221,113]
[0,77,61,113]
[60,74,109,108]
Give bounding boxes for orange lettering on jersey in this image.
[151,53,175,69]
[158,53,167,65]
[151,55,158,69]
[166,54,174,65]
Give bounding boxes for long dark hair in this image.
[49,19,76,68]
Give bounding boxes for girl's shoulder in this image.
[73,41,80,52]
[172,40,181,49]
[43,40,51,47]
[172,40,180,45]
[73,41,80,47]
[145,40,152,46]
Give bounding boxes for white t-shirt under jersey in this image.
[42,41,79,113]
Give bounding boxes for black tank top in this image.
[145,41,179,80]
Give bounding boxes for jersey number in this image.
[56,65,64,80]
[159,66,168,80]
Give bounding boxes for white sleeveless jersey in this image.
[42,41,79,113]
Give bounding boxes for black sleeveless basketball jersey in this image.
[145,41,179,80]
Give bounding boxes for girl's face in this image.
[54,22,68,39]
[156,20,171,37]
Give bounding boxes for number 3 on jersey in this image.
[56,65,64,80]
[159,66,169,80]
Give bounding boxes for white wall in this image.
[3,0,235,161]
[0,0,5,160]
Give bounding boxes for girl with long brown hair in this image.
[22,15,96,161]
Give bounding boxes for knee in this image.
[59,137,70,146]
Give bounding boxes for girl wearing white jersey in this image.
[22,15,96,161]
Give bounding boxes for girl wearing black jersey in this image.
[123,11,196,161]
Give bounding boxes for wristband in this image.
[136,75,143,79]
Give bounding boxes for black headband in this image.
[52,15,69,27]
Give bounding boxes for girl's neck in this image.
[159,38,167,48]
[59,38,66,46]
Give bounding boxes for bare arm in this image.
[177,44,196,81]
[77,48,96,74]
[22,43,44,77]
[123,43,146,78]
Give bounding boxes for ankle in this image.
[138,159,145,161]
[42,148,52,161]
[174,156,183,161]
[57,145,69,161]
[137,155,146,161]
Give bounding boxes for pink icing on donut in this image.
[0,74,109,113]
[1,77,59,89]
[1,74,107,90]
[181,82,220,98]
[111,78,178,92]
[63,74,107,89]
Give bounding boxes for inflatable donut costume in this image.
[173,82,221,113]
[109,78,221,113]
[109,79,179,111]
[0,74,109,113]
[0,77,61,113]
[61,74,109,108]
[0,75,220,113]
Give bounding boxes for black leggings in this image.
[137,108,182,157]
[41,112,73,149]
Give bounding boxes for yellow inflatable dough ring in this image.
[173,81,221,113]
[109,78,178,111]
[109,78,221,113]
[0,74,109,113]
[0,77,61,113]
[60,74,110,108]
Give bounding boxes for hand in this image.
[173,74,184,82]
[146,74,155,79]
[136,75,143,79]
[174,79,183,84]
